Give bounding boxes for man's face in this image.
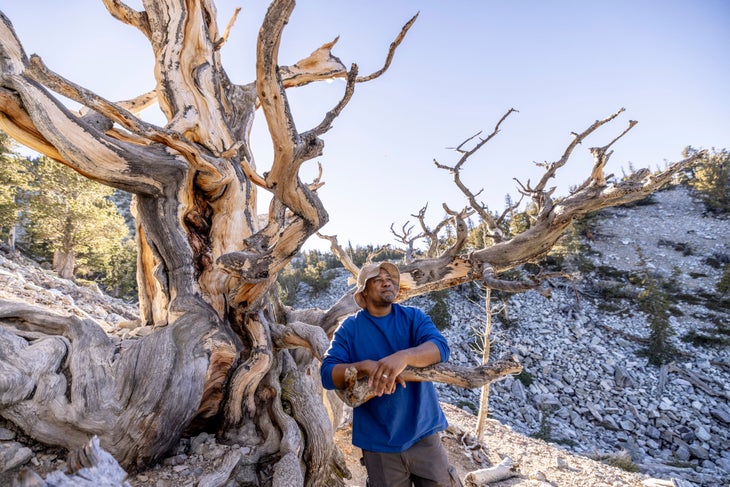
[363,268,397,306]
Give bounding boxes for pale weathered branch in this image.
[279,38,348,89]
[356,13,419,83]
[491,193,524,241]
[0,87,64,161]
[382,139,701,305]
[0,16,173,194]
[216,7,242,50]
[364,246,396,264]
[26,55,223,179]
[464,457,518,486]
[390,221,421,263]
[533,108,626,194]
[79,89,159,134]
[468,153,704,275]
[434,108,519,243]
[257,0,299,160]
[101,0,151,38]
[574,119,639,192]
[302,64,358,141]
[441,204,473,259]
[391,222,415,242]
[336,356,523,408]
[115,90,158,114]
[481,263,570,297]
[257,0,327,230]
[410,204,446,257]
[270,320,331,359]
[308,162,325,192]
[510,109,632,223]
[317,233,360,278]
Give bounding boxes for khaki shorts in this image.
[361,433,462,487]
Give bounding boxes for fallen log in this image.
[463,456,517,486]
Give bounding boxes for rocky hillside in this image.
[0,185,728,486]
[292,185,730,487]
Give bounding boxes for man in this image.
[320,262,461,487]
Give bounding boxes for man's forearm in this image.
[398,341,442,368]
[329,341,442,390]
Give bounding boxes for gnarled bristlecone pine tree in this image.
[0,1,701,485]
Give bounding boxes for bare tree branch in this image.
[317,233,360,278]
[216,7,242,50]
[102,0,151,38]
[356,13,419,83]
[481,263,570,297]
[337,356,523,408]
[434,108,519,243]
[441,204,473,259]
[390,221,421,263]
[302,65,358,141]
[26,55,222,179]
[534,108,626,194]
[279,38,348,89]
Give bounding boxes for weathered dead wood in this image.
[316,233,361,278]
[390,220,422,263]
[481,262,568,297]
[667,362,724,398]
[434,108,519,244]
[0,298,236,469]
[464,457,518,486]
[281,353,349,486]
[270,320,331,358]
[15,436,131,487]
[336,356,523,408]
[197,449,243,487]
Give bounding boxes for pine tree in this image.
[685,146,730,214]
[0,132,30,247]
[23,157,131,280]
[636,250,677,365]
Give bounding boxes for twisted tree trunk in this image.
[0,1,701,485]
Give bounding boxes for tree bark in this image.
[52,249,75,280]
[0,1,703,485]
[475,288,493,439]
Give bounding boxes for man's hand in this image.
[368,351,408,396]
[330,341,442,396]
[368,341,442,396]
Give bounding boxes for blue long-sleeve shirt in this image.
[320,303,450,452]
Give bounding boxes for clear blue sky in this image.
[3,1,729,251]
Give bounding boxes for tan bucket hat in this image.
[353,262,401,308]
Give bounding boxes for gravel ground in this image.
[337,402,656,487]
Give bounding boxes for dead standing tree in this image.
[0,1,701,485]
